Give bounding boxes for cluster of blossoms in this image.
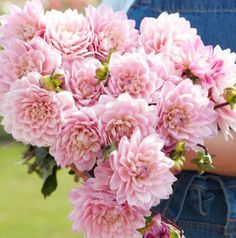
[1,1,236,237]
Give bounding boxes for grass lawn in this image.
[0,142,83,238]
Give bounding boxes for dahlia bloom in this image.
[173,38,224,88]
[144,214,170,238]
[210,46,236,139]
[139,12,197,56]
[0,0,45,44]
[45,9,92,60]
[50,108,105,171]
[109,129,176,209]
[86,5,138,61]
[64,58,104,107]
[157,79,218,147]
[108,52,162,102]
[0,37,62,99]
[69,179,148,238]
[1,72,75,147]
[95,93,157,143]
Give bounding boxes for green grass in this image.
[0,142,83,238]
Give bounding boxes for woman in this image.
[102,0,236,237]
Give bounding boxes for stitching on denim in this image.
[177,219,225,233]
[227,184,236,188]
[130,4,236,13]
[189,184,219,191]
[177,220,225,228]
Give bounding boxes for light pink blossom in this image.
[157,79,218,148]
[86,5,138,61]
[64,58,104,107]
[95,93,157,143]
[0,37,62,99]
[45,9,92,60]
[109,128,176,209]
[1,72,75,147]
[139,12,197,56]
[50,108,105,171]
[69,179,148,238]
[0,0,45,44]
[107,51,163,102]
[211,46,236,139]
[174,38,224,88]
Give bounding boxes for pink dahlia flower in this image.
[144,214,170,238]
[45,9,92,60]
[0,37,62,100]
[1,72,75,147]
[107,51,162,102]
[157,79,217,147]
[174,38,224,88]
[95,93,157,143]
[68,179,148,238]
[86,5,138,61]
[50,108,105,171]
[0,0,45,44]
[64,58,104,107]
[210,46,236,139]
[109,128,176,209]
[139,12,197,56]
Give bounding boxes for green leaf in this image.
[103,142,117,160]
[41,166,58,198]
[21,146,59,197]
[35,147,48,160]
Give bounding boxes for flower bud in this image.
[41,74,63,92]
[223,86,236,109]
[96,63,109,83]
[169,141,186,171]
[191,151,215,175]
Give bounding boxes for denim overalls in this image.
[127,1,236,237]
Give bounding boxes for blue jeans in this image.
[127,1,236,237]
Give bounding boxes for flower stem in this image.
[196,143,208,154]
[214,102,230,110]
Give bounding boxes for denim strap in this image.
[162,172,236,235]
[161,172,198,222]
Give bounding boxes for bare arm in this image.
[183,131,236,177]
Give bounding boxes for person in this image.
[101,0,236,237]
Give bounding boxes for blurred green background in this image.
[0,123,83,237]
[0,1,100,237]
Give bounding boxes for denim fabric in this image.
[127,1,236,237]
[151,172,236,238]
[127,0,236,52]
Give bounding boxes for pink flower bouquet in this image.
[1,1,236,237]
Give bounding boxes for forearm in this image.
[183,131,236,176]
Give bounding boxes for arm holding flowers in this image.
[184,131,236,176]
